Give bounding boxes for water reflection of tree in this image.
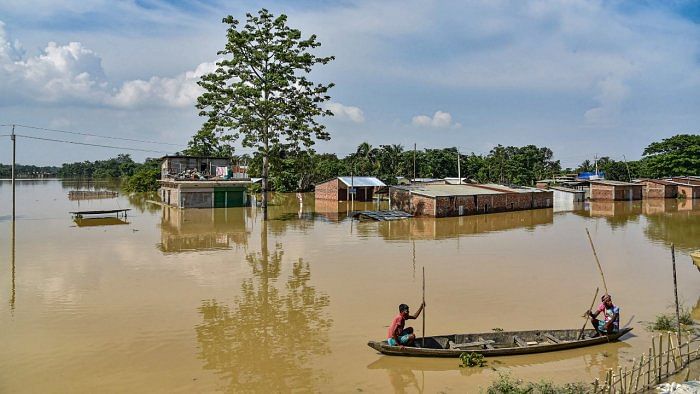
[644,210,700,252]
[195,223,332,392]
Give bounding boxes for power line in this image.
[1,123,185,147]
[14,134,173,154]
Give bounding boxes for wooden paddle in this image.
[579,287,600,340]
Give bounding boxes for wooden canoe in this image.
[367,327,633,357]
[691,250,700,271]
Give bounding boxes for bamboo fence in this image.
[68,190,118,200]
[591,333,700,393]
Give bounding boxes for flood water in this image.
[1,179,699,392]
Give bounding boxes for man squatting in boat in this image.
[587,294,620,336]
[387,302,425,347]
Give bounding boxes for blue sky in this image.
[0,0,699,167]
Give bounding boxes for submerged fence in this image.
[592,333,700,393]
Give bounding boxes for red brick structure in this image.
[670,176,700,186]
[590,180,642,201]
[675,183,700,199]
[389,184,553,217]
[314,176,386,202]
[639,179,678,199]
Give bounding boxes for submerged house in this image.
[589,180,642,201]
[638,179,678,199]
[158,156,252,208]
[389,183,552,217]
[314,176,386,202]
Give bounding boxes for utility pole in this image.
[457,148,461,184]
[413,143,416,182]
[11,124,16,221]
[622,154,632,182]
[594,154,599,177]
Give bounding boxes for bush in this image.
[123,159,161,193]
[485,372,591,394]
[459,352,486,368]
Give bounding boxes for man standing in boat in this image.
[388,302,425,347]
[588,294,619,336]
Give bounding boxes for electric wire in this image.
[1,123,184,147]
[14,134,173,154]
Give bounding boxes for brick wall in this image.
[181,190,213,208]
[642,182,677,199]
[591,184,614,200]
[677,184,700,199]
[390,188,435,216]
[315,179,344,200]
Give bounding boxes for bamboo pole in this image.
[593,378,599,393]
[670,334,680,370]
[579,287,600,339]
[657,333,663,382]
[629,358,637,392]
[634,354,643,392]
[586,228,608,295]
[610,371,615,394]
[666,332,671,377]
[671,244,681,346]
[647,345,652,386]
[621,366,627,393]
[422,266,425,348]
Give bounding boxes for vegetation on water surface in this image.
[459,352,486,368]
[647,308,697,332]
[485,372,590,394]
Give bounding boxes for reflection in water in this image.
[10,216,15,312]
[195,223,332,392]
[73,217,129,227]
[371,208,553,240]
[644,210,700,253]
[159,207,250,253]
[586,201,643,229]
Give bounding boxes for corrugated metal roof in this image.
[393,184,504,197]
[337,176,386,187]
[550,186,585,193]
[590,180,641,186]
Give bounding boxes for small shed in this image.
[673,182,700,200]
[550,186,585,207]
[639,179,678,199]
[590,180,642,201]
[314,176,386,202]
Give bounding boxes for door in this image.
[214,191,226,208]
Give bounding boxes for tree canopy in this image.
[196,8,335,218]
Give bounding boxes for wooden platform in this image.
[351,210,412,221]
[68,190,118,201]
[70,209,130,218]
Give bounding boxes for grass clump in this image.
[485,372,591,394]
[459,352,486,368]
[648,309,697,332]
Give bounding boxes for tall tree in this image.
[196,9,334,219]
[641,134,700,178]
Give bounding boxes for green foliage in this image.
[196,8,334,205]
[641,134,700,178]
[0,164,59,178]
[459,352,486,368]
[647,308,697,332]
[183,123,234,158]
[486,372,590,394]
[123,158,161,192]
[58,154,137,179]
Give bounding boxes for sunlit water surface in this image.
[1,180,699,392]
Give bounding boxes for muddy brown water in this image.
[1,180,699,392]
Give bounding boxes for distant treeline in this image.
[239,134,699,192]
[0,164,60,178]
[5,133,698,193]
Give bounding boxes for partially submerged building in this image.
[638,179,678,199]
[159,156,252,208]
[589,180,642,201]
[389,183,552,217]
[314,176,386,202]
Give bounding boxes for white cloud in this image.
[108,61,216,108]
[584,77,629,125]
[0,22,213,108]
[325,102,365,123]
[412,111,460,128]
